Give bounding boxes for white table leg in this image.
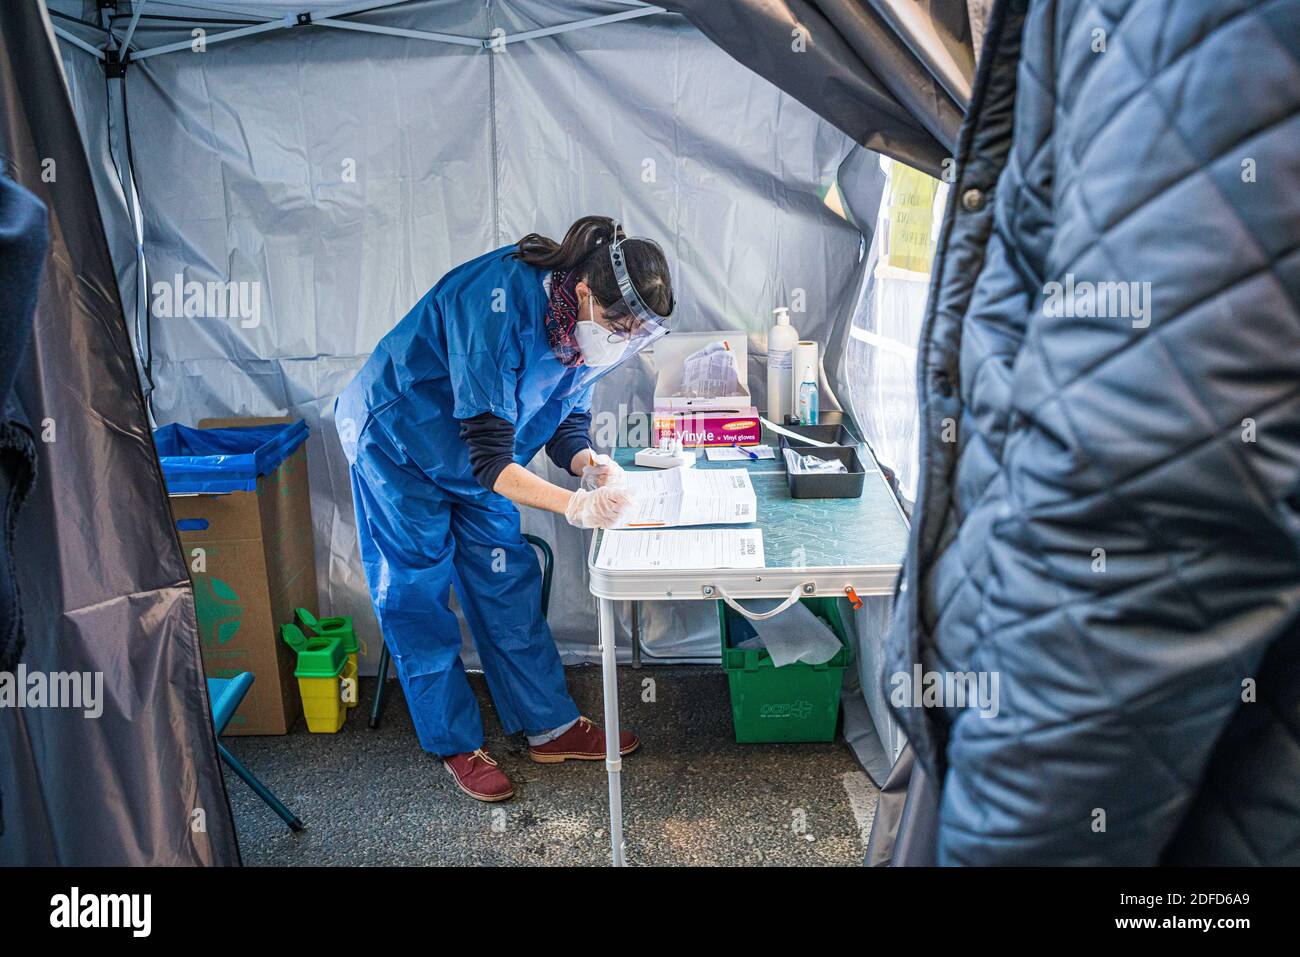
[598,596,626,866]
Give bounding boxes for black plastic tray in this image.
[784,445,866,499]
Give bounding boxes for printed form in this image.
[596,528,766,570]
[612,468,757,528]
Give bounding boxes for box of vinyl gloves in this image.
[653,331,760,446]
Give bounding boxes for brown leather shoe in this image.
[529,716,640,764]
[443,748,514,802]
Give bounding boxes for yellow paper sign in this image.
[886,164,938,274]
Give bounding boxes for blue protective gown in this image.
[336,247,589,756]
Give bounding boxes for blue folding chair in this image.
[207,673,305,832]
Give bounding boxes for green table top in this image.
[596,428,909,572]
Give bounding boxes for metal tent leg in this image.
[630,601,641,669]
[598,597,626,866]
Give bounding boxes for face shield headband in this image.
[608,232,674,331]
[555,229,673,397]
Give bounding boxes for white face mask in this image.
[574,297,629,367]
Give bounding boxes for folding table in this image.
[586,431,909,865]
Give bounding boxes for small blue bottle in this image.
[797,365,819,426]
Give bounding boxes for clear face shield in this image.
[558,233,673,397]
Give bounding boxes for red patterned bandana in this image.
[544,267,583,367]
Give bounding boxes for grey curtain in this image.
[0,0,239,865]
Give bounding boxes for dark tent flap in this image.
[0,0,239,865]
[156,420,309,494]
[660,0,973,177]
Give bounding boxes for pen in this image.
[732,443,759,460]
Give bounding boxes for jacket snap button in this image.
[934,372,954,397]
[961,188,985,212]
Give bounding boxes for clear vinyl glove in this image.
[565,485,637,529]
[580,451,626,490]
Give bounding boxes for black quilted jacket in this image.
[886,0,1300,864]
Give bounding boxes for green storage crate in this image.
[718,597,851,743]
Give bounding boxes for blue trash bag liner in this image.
[154,420,309,494]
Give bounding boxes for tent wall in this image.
[73,0,872,668]
[0,1,239,865]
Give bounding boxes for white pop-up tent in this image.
[2,0,973,863]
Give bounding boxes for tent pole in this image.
[104,0,673,60]
[119,0,147,50]
[52,26,106,59]
[140,0,407,21]
[313,18,484,47]
[496,8,667,47]
[126,0,449,59]
[139,0,280,21]
[302,0,419,21]
[130,18,292,60]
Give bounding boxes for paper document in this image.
[705,445,775,461]
[596,529,766,570]
[614,467,756,528]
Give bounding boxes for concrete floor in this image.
[223,665,878,866]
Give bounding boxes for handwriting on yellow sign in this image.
[886,163,938,275]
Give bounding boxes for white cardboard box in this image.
[653,331,752,410]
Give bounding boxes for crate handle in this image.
[713,581,810,621]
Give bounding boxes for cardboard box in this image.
[166,416,318,735]
[653,331,752,410]
[653,407,762,447]
[651,331,760,446]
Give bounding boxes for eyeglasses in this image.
[597,307,641,342]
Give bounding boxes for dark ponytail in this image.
[515,215,674,319]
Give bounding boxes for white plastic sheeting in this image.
[54,1,872,668]
[839,156,946,505]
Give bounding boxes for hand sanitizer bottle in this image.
[797,365,819,426]
[766,306,797,422]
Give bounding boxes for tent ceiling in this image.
[50,1,672,59]
[49,0,971,174]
